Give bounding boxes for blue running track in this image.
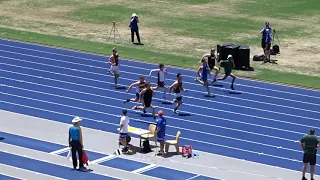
[0,39,319,174]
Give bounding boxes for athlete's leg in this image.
[204,81,210,95]
[125,93,139,103]
[150,104,156,119]
[229,73,236,90]
[174,97,182,113]
[212,66,219,82]
[217,74,228,81]
[114,70,119,87]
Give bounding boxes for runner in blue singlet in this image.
[195,59,213,96]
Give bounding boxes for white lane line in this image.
[0,90,304,154]
[91,155,116,164]
[1,58,319,121]
[1,44,319,97]
[0,101,311,166]
[0,163,67,180]
[186,175,200,180]
[49,147,70,155]
[1,53,320,107]
[131,164,158,174]
[0,79,303,144]
[0,69,312,136]
[1,55,319,113]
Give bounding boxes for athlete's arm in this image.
[149,69,159,77]
[169,82,177,93]
[139,89,146,100]
[126,82,138,93]
[164,68,168,75]
[232,59,235,68]
[198,54,208,64]
[109,56,116,66]
[197,66,203,77]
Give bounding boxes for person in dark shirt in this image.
[217,54,237,90]
[260,21,272,62]
[198,49,219,82]
[132,83,156,119]
[300,128,319,180]
[68,117,86,171]
[169,73,187,114]
[129,13,141,44]
[156,110,166,156]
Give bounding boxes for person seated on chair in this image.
[118,109,130,153]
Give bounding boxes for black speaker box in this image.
[223,44,240,69]
[238,45,250,69]
[216,43,235,61]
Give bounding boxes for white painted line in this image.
[131,164,158,174]
[0,74,313,137]
[0,98,316,164]
[186,174,200,180]
[0,87,308,154]
[0,163,67,180]
[1,54,319,108]
[2,56,319,115]
[91,155,116,164]
[1,61,319,126]
[1,43,319,96]
[49,147,70,155]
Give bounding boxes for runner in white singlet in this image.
[107,48,120,88]
[149,63,168,99]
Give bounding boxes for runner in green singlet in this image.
[217,54,236,90]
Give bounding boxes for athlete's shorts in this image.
[157,136,165,142]
[209,64,216,70]
[303,153,317,165]
[119,133,128,139]
[265,42,271,50]
[176,96,182,101]
[225,71,231,76]
[158,81,165,88]
[110,66,119,73]
[202,76,208,82]
[144,100,151,107]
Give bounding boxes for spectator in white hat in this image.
[129,13,141,44]
[217,54,237,90]
[68,116,86,171]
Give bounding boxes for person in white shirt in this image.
[119,109,129,152]
[149,63,168,99]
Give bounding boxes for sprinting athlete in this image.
[132,83,156,119]
[107,48,120,88]
[198,49,220,82]
[169,73,187,114]
[124,75,146,103]
[149,63,168,99]
[217,54,236,90]
[195,59,213,97]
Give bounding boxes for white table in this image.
[117,126,150,136]
[117,126,151,151]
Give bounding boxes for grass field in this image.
[0,0,319,89]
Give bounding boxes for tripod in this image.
[109,21,122,43]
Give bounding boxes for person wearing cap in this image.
[68,117,86,170]
[300,128,319,180]
[129,13,141,44]
[260,21,272,62]
[107,47,120,88]
[198,49,220,82]
[156,110,166,155]
[217,55,236,90]
[119,109,130,153]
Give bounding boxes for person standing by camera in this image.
[129,13,141,44]
[260,21,272,62]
